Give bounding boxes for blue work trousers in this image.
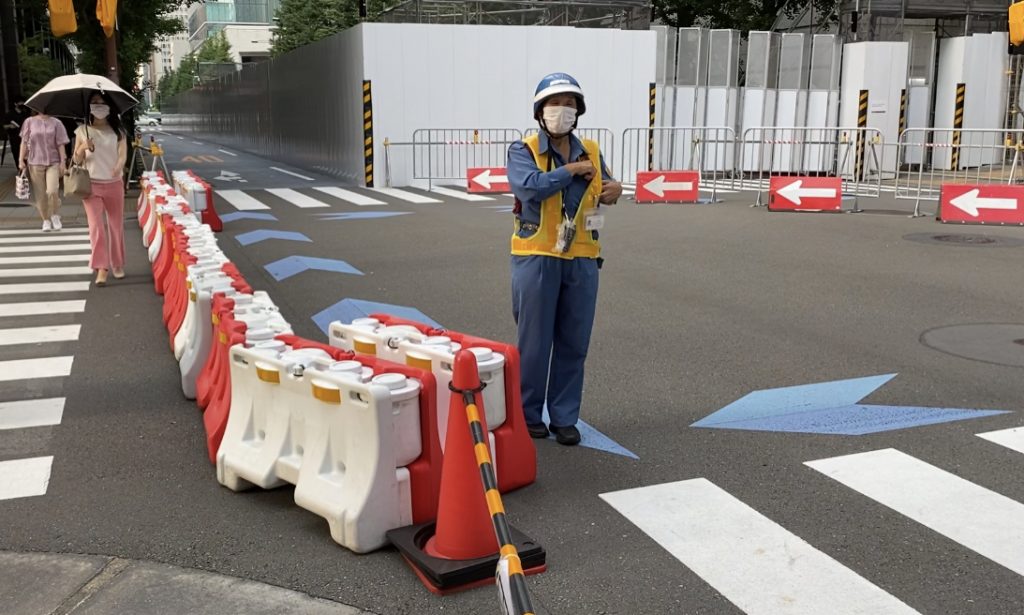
[510,254,599,428]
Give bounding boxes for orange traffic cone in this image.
[388,350,545,594]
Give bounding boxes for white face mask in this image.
[542,105,577,135]
[90,104,110,119]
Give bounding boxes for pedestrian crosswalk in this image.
[0,229,91,503]
[601,432,1024,614]
[216,185,512,212]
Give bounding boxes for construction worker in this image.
[506,73,622,446]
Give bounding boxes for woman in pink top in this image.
[72,92,127,287]
[18,109,69,231]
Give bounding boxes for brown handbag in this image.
[64,162,91,197]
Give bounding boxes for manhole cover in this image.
[921,324,1024,368]
[903,232,1024,247]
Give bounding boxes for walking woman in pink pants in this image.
[72,92,127,286]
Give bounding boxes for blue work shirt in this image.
[507,132,613,227]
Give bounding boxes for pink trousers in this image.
[82,179,126,271]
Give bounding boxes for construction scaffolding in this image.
[377,0,651,29]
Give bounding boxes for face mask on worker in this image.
[90,104,110,119]
[542,105,577,135]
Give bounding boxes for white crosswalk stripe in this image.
[219,189,271,211]
[0,282,91,295]
[0,325,81,346]
[0,228,89,236]
[806,448,1024,577]
[603,431,1024,613]
[0,243,91,254]
[0,254,92,265]
[0,456,53,501]
[428,186,495,202]
[0,300,86,317]
[265,188,331,208]
[367,187,442,204]
[602,478,920,615]
[0,266,93,278]
[313,187,386,206]
[977,426,1024,455]
[0,233,88,503]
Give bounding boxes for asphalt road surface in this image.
[2,129,1023,615]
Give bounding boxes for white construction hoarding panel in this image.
[362,23,656,187]
[839,41,909,174]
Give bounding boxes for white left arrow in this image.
[471,169,508,190]
[644,175,694,197]
[949,188,1018,217]
[776,180,837,205]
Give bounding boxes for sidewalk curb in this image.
[0,550,378,615]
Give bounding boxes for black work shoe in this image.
[550,425,581,446]
[527,422,549,439]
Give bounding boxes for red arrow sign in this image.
[769,176,843,211]
[467,167,510,193]
[635,171,699,203]
[940,184,1024,225]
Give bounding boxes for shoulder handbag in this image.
[65,163,91,197]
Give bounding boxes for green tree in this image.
[17,35,64,94]
[652,0,837,32]
[63,0,197,96]
[270,0,384,57]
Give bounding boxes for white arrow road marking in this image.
[471,169,508,190]
[776,180,837,205]
[949,189,1018,217]
[643,175,694,197]
[215,170,247,183]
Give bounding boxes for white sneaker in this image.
[42,220,52,232]
[50,215,62,231]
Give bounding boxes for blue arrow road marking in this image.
[312,298,443,336]
[313,212,413,221]
[541,405,638,459]
[220,212,278,223]
[235,229,312,246]
[692,374,898,427]
[693,373,1011,435]
[264,256,363,281]
[705,404,1011,436]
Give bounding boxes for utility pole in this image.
[0,0,21,110]
[105,34,119,83]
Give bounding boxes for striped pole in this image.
[647,83,656,172]
[855,90,868,181]
[951,83,965,170]
[363,80,375,187]
[898,89,907,137]
[452,383,535,615]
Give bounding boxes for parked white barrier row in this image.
[217,343,423,553]
[328,319,506,451]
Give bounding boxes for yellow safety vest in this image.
[511,134,602,260]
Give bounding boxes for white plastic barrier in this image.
[216,344,422,553]
[328,319,506,449]
[142,183,174,249]
[179,288,290,399]
[147,197,191,263]
[172,170,209,214]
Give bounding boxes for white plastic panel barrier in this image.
[217,344,422,553]
[361,23,657,187]
[172,170,209,214]
[328,319,507,444]
[840,41,909,175]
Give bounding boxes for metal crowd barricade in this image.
[619,126,737,201]
[895,128,1024,217]
[740,126,884,207]
[402,128,523,189]
[523,127,616,170]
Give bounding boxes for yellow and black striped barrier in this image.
[363,80,375,187]
[898,89,907,137]
[453,383,535,615]
[951,83,965,170]
[855,89,868,181]
[647,83,656,172]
